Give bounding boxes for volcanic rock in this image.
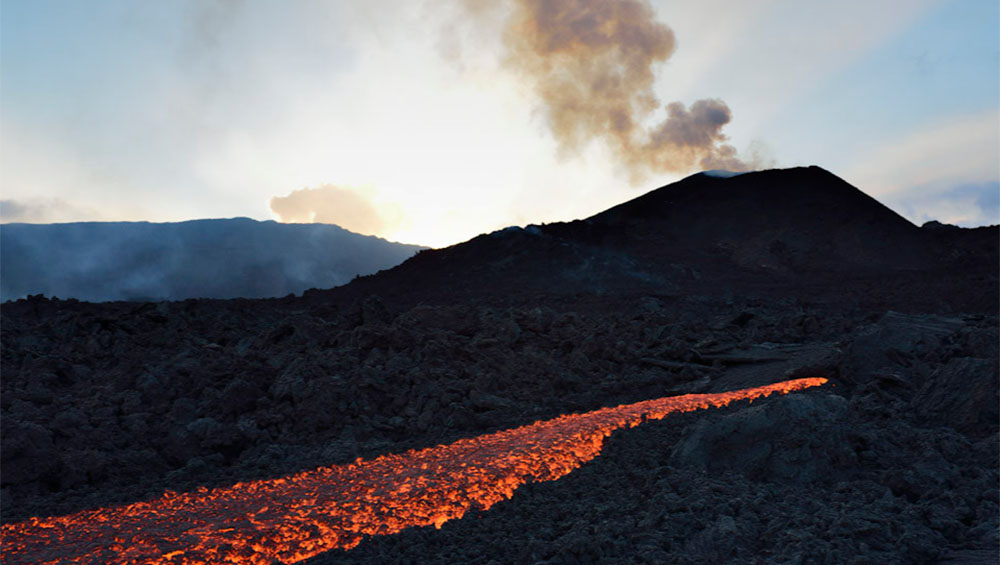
[670,393,854,482]
[841,311,966,383]
[1,420,58,485]
[911,357,999,436]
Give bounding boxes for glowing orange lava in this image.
[1,377,826,564]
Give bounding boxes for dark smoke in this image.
[641,99,749,173]
[495,0,763,178]
[503,0,674,154]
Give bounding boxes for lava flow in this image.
[2,377,826,564]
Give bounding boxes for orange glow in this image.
[1,377,826,564]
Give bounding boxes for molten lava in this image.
[1,377,826,564]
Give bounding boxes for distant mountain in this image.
[0,218,425,302]
[310,166,997,310]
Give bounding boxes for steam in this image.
[494,0,764,178]
[270,185,400,237]
[1,220,423,301]
[0,198,102,224]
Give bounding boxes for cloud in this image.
[0,198,103,224]
[843,108,999,227]
[940,181,1000,226]
[482,0,766,180]
[269,185,403,236]
[844,109,999,195]
[886,181,1000,227]
[659,0,941,131]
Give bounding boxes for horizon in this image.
[2,0,998,247]
[1,165,998,252]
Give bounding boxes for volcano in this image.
[589,166,931,270]
[1,167,997,563]
[311,166,996,311]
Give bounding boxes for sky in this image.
[1,0,998,248]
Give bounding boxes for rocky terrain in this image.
[1,167,997,563]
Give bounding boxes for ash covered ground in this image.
[2,168,997,563]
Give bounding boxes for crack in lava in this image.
[1,377,826,564]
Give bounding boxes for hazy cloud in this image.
[1,219,424,301]
[185,0,246,57]
[270,185,402,236]
[887,181,1000,227]
[844,109,1000,196]
[843,108,999,227]
[0,198,102,224]
[487,0,764,179]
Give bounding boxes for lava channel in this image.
[1,377,826,564]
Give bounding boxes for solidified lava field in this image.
[1,379,824,563]
[2,168,998,563]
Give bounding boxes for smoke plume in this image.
[498,0,761,178]
[270,185,398,236]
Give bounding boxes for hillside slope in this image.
[311,167,997,311]
[1,218,425,301]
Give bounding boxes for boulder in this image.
[910,357,999,436]
[671,393,854,483]
[1,420,58,485]
[842,312,964,384]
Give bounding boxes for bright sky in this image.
[2,0,998,247]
